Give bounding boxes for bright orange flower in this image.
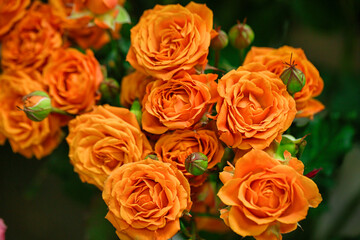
[66,105,152,189]
[120,71,154,108]
[216,63,296,150]
[191,182,230,233]
[0,71,63,159]
[218,149,322,240]
[243,46,324,118]
[102,159,192,240]
[142,71,218,134]
[154,129,224,187]
[126,2,214,80]
[49,0,119,49]
[44,48,103,116]
[0,0,30,39]
[1,2,63,72]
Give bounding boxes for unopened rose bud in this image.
[185,152,208,176]
[130,99,142,125]
[144,154,158,160]
[280,55,306,95]
[274,134,307,161]
[21,91,52,122]
[228,20,254,50]
[100,78,120,100]
[211,29,229,51]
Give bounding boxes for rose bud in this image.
[228,20,254,50]
[273,134,307,160]
[21,91,52,122]
[211,29,229,51]
[185,152,208,176]
[280,55,306,95]
[99,78,120,101]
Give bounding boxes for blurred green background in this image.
[1,0,359,239]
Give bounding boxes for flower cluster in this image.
[0,1,325,240]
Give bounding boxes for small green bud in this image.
[280,55,306,95]
[228,20,254,50]
[100,78,120,100]
[211,29,228,51]
[21,91,52,122]
[274,134,307,160]
[144,154,158,160]
[185,152,208,176]
[130,99,142,125]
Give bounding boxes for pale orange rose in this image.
[243,46,324,118]
[126,2,214,80]
[49,0,118,49]
[102,159,192,240]
[0,71,63,159]
[142,71,218,134]
[44,48,103,116]
[191,182,230,233]
[218,149,322,240]
[1,2,63,72]
[155,129,224,187]
[120,71,154,108]
[216,63,296,150]
[66,105,152,189]
[74,0,117,14]
[0,0,30,39]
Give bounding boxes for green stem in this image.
[214,50,220,68]
[239,49,245,65]
[51,107,75,117]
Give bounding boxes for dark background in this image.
[1,0,360,239]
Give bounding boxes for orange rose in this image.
[216,63,296,150]
[191,182,230,233]
[102,159,192,240]
[120,71,154,108]
[66,105,152,189]
[74,0,117,14]
[142,72,218,134]
[218,149,322,240]
[0,71,63,159]
[1,2,63,72]
[155,129,224,186]
[0,0,30,39]
[44,48,103,115]
[243,46,324,118]
[126,2,214,80]
[49,0,117,49]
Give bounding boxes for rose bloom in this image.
[1,2,63,72]
[102,159,192,240]
[243,46,324,118]
[126,2,214,80]
[0,0,30,39]
[120,71,154,108]
[191,182,230,233]
[0,71,63,159]
[154,129,224,186]
[142,71,218,134]
[67,105,152,189]
[49,0,119,49]
[74,0,123,15]
[44,48,103,116]
[216,63,296,150]
[218,149,322,240]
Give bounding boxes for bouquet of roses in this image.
[0,0,326,239]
